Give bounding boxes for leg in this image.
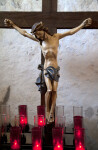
[44,76,52,120]
[48,81,58,122]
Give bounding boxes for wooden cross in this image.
[0,0,98,105]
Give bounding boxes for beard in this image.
[35,31,45,43]
[35,35,43,45]
[35,35,43,41]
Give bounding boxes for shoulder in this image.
[53,33,59,39]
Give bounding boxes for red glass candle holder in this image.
[52,127,63,150]
[37,106,45,125]
[74,116,83,129]
[32,127,42,150]
[34,115,44,127]
[10,126,21,150]
[73,106,83,129]
[19,105,28,127]
[74,128,85,150]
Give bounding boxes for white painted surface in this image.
[58,0,98,11]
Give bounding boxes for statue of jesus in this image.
[4,18,92,123]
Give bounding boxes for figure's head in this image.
[31,22,52,41]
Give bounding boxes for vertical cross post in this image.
[41,0,57,105]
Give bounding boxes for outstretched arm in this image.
[57,18,92,40]
[4,19,38,42]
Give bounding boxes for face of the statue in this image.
[34,31,45,41]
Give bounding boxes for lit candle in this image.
[10,126,21,150]
[19,105,28,127]
[52,127,63,150]
[54,142,63,150]
[74,129,85,150]
[34,115,44,127]
[11,140,20,150]
[74,116,83,129]
[32,127,42,150]
[75,129,82,138]
[76,142,85,150]
[37,106,46,125]
[38,116,44,127]
[20,115,27,125]
[33,140,42,150]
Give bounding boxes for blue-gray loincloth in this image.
[44,66,60,82]
[35,65,60,93]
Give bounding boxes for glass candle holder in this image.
[74,116,83,129]
[1,114,7,133]
[55,105,64,118]
[73,106,83,129]
[0,105,10,126]
[32,127,42,150]
[74,128,85,150]
[19,105,28,127]
[55,116,65,129]
[52,127,63,150]
[73,106,83,117]
[37,106,45,125]
[10,126,21,150]
[0,127,1,145]
[34,115,44,127]
[14,115,20,127]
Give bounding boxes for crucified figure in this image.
[4,18,92,123]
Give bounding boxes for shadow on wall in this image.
[0,86,10,111]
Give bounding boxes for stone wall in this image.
[0,0,98,149]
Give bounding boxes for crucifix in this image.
[0,0,98,123]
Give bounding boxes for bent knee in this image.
[52,86,57,92]
[47,88,52,92]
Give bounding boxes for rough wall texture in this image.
[0,0,42,11]
[58,0,98,11]
[0,0,98,149]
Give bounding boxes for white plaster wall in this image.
[0,0,98,149]
[58,0,98,11]
[0,29,41,125]
[0,0,42,11]
[57,29,98,149]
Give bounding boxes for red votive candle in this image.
[74,116,83,129]
[76,144,85,150]
[10,126,21,150]
[74,128,85,150]
[32,127,42,150]
[52,127,63,150]
[37,106,45,125]
[73,106,83,129]
[34,115,44,127]
[19,105,28,127]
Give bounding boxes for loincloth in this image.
[35,65,60,93]
[44,66,60,82]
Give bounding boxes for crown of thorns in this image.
[31,22,51,35]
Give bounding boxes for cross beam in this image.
[0,11,98,29]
